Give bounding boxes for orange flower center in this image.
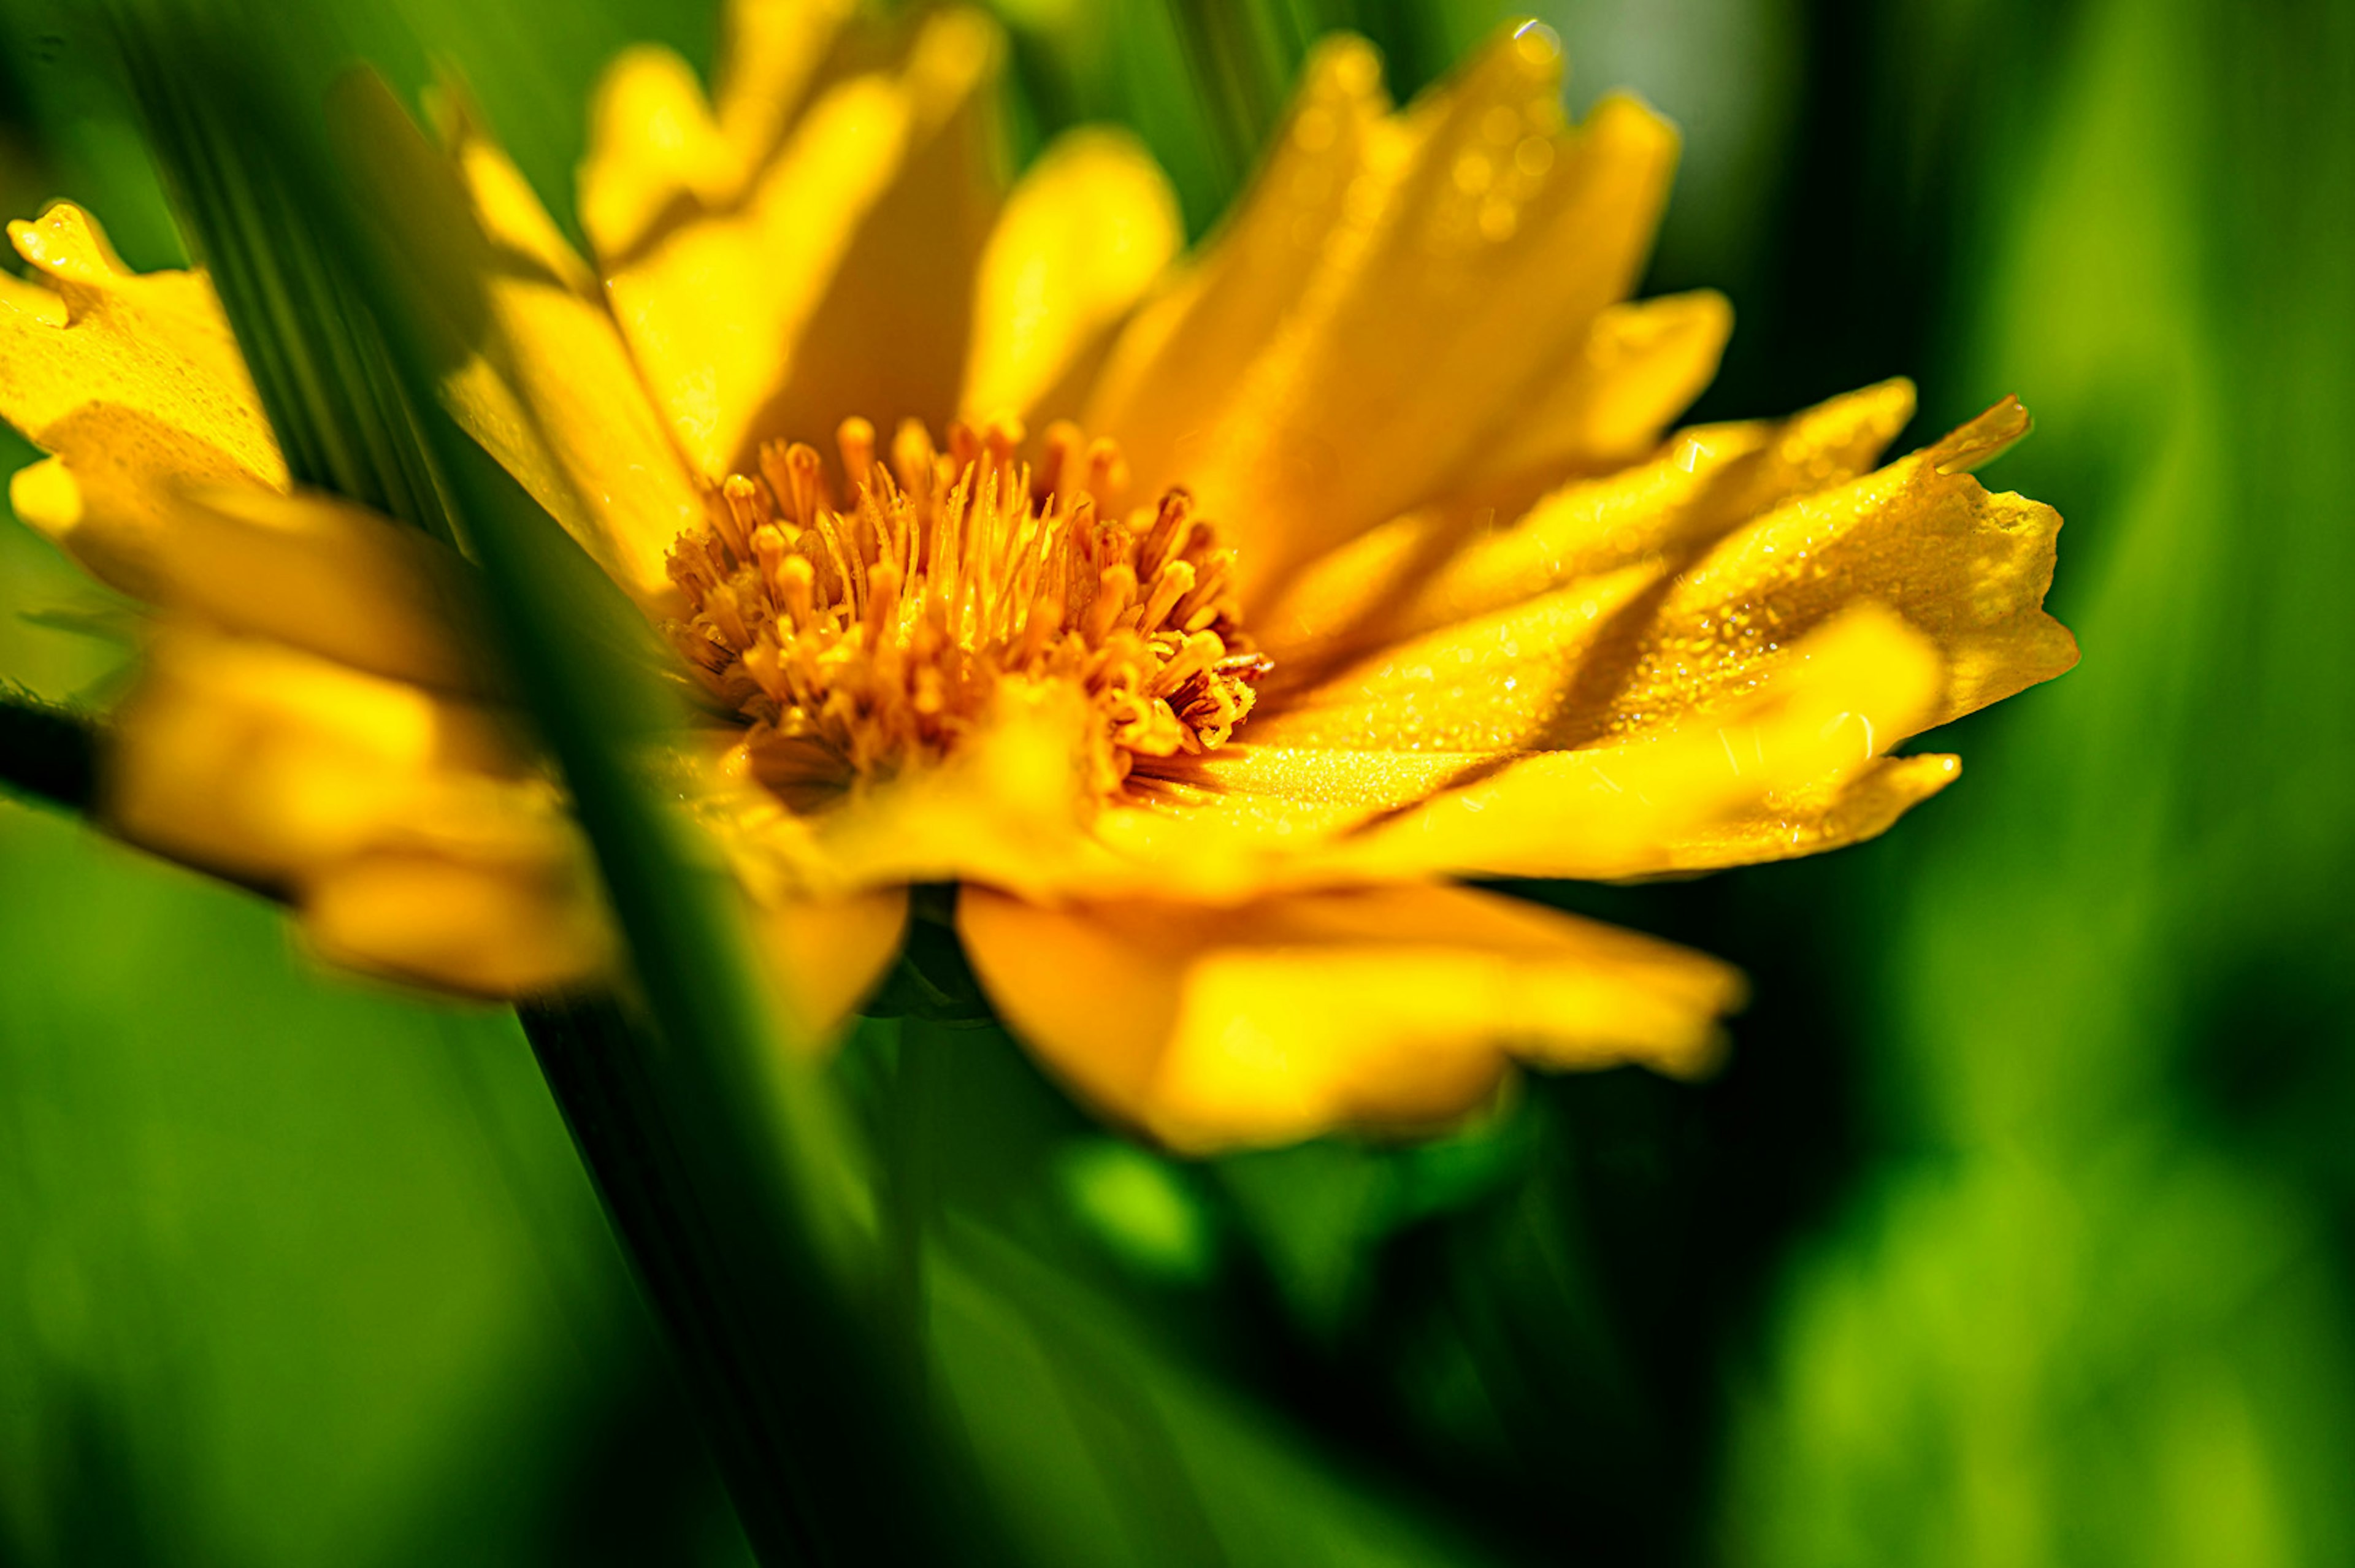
[665,416,1267,801]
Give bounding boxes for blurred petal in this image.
[105,625,542,885]
[751,885,910,1045]
[304,847,609,996]
[146,485,480,690]
[329,75,700,599]
[103,627,605,995]
[1095,29,1680,597]
[746,8,1003,456]
[578,0,852,262]
[581,45,743,260]
[597,9,1002,476]
[1084,35,1390,523]
[960,127,1182,426]
[0,204,287,594]
[959,881,1743,1152]
[600,71,913,475]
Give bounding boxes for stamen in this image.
[664,420,1265,800]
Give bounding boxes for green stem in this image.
[93,7,1016,1559]
[516,999,925,1565]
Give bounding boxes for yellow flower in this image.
[0,7,2075,1150]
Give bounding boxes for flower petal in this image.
[959,880,1744,1152]
[102,626,606,995]
[304,847,608,996]
[594,72,908,475]
[1255,378,1917,670]
[751,886,911,1046]
[1552,397,2078,747]
[578,0,853,262]
[0,204,287,594]
[745,8,1004,456]
[143,484,481,691]
[1318,604,1948,881]
[328,75,701,599]
[594,9,1002,476]
[1095,28,1680,596]
[1455,288,1733,492]
[1083,34,1390,502]
[1125,603,1945,894]
[959,127,1182,427]
[719,679,1115,898]
[1243,390,2062,762]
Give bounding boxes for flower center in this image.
[665,417,1267,800]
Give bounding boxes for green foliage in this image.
[1724,0,2355,1561]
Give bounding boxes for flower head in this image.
[0,5,2075,1149]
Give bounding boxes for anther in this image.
[1086,562,1138,643]
[784,443,826,527]
[891,420,936,503]
[1140,559,1197,630]
[946,420,982,475]
[836,417,876,495]
[718,474,766,556]
[983,416,1024,472]
[1152,630,1226,697]
[1084,437,1127,504]
[1140,489,1193,578]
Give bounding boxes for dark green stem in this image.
[93,7,1016,1559]
[518,998,954,1566]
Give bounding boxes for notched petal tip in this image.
[8,202,132,302]
[1932,394,2034,474]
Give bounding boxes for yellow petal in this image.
[752,886,911,1047]
[1256,379,1918,673]
[578,0,852,262]
[1455,288,1733,492]
[600,70,917,474]
[959,881,1744,1153]
[746,7,1005,456]
[103,624,544,887]
[103,625,605,996]
[721,678,1116,899]
[304,846,609,996]
[1084,34,1390,520]
[328,75,700,599]
[1098,28,1681,597]
[959,126,1182,426]
[1561,397,2078,745]
[1321,604,1947,882]
[142,484,481,690]
[0,204,287,594]
[1654,751,1962,875]
[1247,383,2052,762]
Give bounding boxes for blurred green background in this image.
[4,0,2353,1563]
